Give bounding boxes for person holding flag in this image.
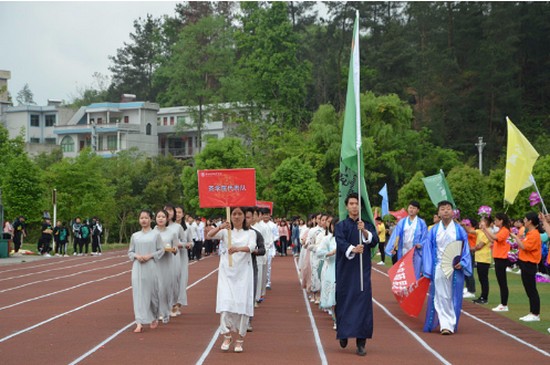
[385,201,428,279]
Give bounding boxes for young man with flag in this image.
[335,193,379,356]
[385,200,428,278]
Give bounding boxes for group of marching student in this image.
[298,213,339,329]
[128,204,193,333]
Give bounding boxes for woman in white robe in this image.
[206,207,256,353]
[128,210,164,333]
[316,217,338,329]
[310,214,328,304]
[154,209,179,323]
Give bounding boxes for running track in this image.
[0,251,548,364]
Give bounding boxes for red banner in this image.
[198,169,257,208]
[390,208,408,220]
[256,200,273,214]
[387,249,430,318]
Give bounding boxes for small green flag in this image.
[422,170,456,208]
[338,13,374,224]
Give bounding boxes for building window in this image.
[97,117,103,124]
[170,116,175,125]
[163,117,168,126]
[124,115,129,123]
[45,138,56,145]
[146,123,152,135]
[30,137,40,143]
[107,135,117,150]
[60,136,75,152]
[45,114,56,127]
[98,136,103,150]
[30,114,39,127]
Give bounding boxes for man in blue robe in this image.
[335,193,379,356]
[385,200,428,279]
[422,200,472,335]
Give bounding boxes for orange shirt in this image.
[467,232,477,249]
[492,227,510,259]
[518,229,542,264]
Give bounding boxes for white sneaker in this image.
[63,254,69,257]
[492,304,509,312]
[547,328,550,334]
[377,261,385,266]
[73,252,77,256]
[463,287,468,294]
[506,267,513,272]
[44,253,51,257]
[513,269,522,275]
[519,313,540,322]
[463,292,475,299]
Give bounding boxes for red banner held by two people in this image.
[387,248,430,318]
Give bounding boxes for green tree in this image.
[268,157,325,217]
[108,14,163,101]
[396,171,433,219]
[446,165,487,219]
[16,83,36,105]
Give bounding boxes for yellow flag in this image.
[504,117,539,204]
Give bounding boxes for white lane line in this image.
[0,270,130,311]
[460,310,550,357]
[293,256,328,365]
[70,261,218,365]
[0,287,130,343]
[195,329,220,365]
[0,255,124,282]
[372,265,550,358]
[0,261,128,293]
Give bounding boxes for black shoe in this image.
[473,298,488,304]
[339,338,348,348]
[356,345,366,356]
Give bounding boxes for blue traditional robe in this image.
[422,221,472,333]
[335,216,379,340]
[385,216,428,279]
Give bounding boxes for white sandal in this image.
[234,339,244,353]
[220,335,232,351]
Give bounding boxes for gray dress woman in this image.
[155,225,179,322]
[128,229,164,325]
[172,222,192,308]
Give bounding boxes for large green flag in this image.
[422,170,456,208]
[338,12,374,224]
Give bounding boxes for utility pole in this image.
[475,136,486,174]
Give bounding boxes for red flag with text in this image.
[387,248,430,318]
[198,169,257,208]
[256,200,273,214]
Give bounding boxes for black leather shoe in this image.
[356,345,366,356]
[339,338,348,348]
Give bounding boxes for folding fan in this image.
[440,240,463,279]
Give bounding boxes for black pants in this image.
[519,260,540,315]
[379,241,386,262]
[204,239,213,255]
[13,235,22,252]
[279,236,288,256]
[92,235,102,253]
[476,262,490,300]
[464,250,476,293]
[494,258,509,306]
[79,238,89,254]
[193,240,203,260]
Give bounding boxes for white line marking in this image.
[195,329,221,365]
[0,287,130,343]
[0,261,128,293]
[69,262,218,365]
[0,270,130,311]
[292,257,328,365]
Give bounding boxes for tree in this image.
[446,165,487,219]
[396,171,433,218]
[16,83,35,105]
[68,72,110,108]
[268,157,325,216]
[108,14,163,101]
[156,15,236,151]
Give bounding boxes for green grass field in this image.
[18,242,128,255]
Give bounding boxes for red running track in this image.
[0,250,548,364]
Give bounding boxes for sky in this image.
[0,1,179,105]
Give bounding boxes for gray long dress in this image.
[128,229,164,325]
[155,226,179,320]
[171,222,191,306]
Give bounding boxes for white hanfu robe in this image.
[434,222,459,332]
[154,226,179,321]
[316,233,336,309]
[211,228,256,337]
[128,229,164,325]
[309,226,325,292]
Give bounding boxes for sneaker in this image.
[506,267,513,272]
[73,252,77,256]
[463,287,468,294]
[44,253,51,257]
[63,254,69,257]
[377,261,385,266]
[472,298,488,304]
[463,292,475,299]
[492,304,509,312]
[513,269,522,275]
[519,313,540,322]
[333,322,337,330]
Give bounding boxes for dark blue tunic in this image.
[335,216,379,340]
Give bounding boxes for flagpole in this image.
[529,175,548,214]
[351,10,364,292]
